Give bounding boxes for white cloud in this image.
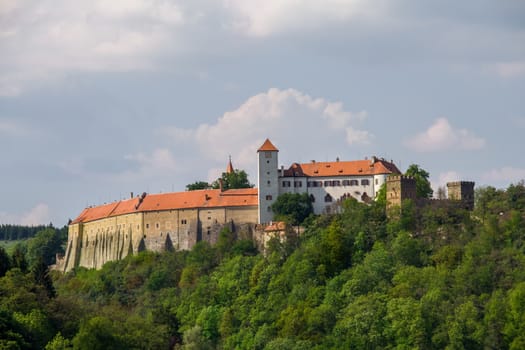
[494,61,525,78]
[0,203,50,225]
[346,126,373,145]
[0,0,184,95]
[482,167,525,183]
[124,148,178,175]
[0,119,33,136]
[0,120,23,135]
[405,118,485,152]
[431,171,461,198]
[162,88,372,176]
[223,0,386,37]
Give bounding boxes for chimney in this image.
[130,192,134,199]
[219,178,224,192]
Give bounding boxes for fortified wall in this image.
[386,176,475,215]
[55,189,259,272]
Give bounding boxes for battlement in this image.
[387,175,415,182]
[447,181,475,186]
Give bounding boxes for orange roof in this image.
[282,158,400,177]
[257,138,279,152]
[71,188,258,224]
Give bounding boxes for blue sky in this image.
[1,0,524,226]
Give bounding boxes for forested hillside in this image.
[0,224,65,241]
[1,182,525,349]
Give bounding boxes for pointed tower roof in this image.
[257,138,279,152]
[226,155,234,174]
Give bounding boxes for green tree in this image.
[186,181,211,191]
[0,246,11,277]
[45,332,72,350]
[11,244,28,273]
[271,193,313,226]
[374,183,387,206]
[32,257,56,298]
[27,228,64,267]
[212,169,253,190]
[72,316,127,350]
[405,164,433,198]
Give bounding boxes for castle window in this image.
[333,180,341,186]
[156,223,159,229]
[282,180,291,187]
[350,180,358,186]
[361,179,370,186]
[267,180,271,186]
[207,217,211,220]
[375,178,379,185]
[342,180,350,186]
[265,151,272,158]
[181,219,187,225]
[267,206,272,212]
[146,223,150,229]
[310,194,315,203]
[325,194,333,202]
[324,180,332,187]
[266,195,273,200]
[294,181,302,187]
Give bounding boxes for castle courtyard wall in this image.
[59,205,259,272]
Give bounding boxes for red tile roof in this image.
[282,158,400,177]
[71,188,258,224]
[257,138,279,152]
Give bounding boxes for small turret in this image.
[386,175,417,214]
[447,181,475,210]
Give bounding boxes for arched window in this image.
[309,194,315,203]
[324,194,333,203]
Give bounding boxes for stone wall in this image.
[56,205,258,272]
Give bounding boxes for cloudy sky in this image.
[1,0,524,226]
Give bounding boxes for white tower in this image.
[257,139,279,224]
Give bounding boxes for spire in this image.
[226,155,234,174]
[257,138,279,152]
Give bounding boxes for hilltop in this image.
[1,181,524,348]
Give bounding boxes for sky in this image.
[1,0,524,226]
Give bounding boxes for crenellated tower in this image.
[386,175,417,213]
[447,181,475,210]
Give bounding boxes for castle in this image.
[55,139,472,272]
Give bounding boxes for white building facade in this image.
[257,139,401,224]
